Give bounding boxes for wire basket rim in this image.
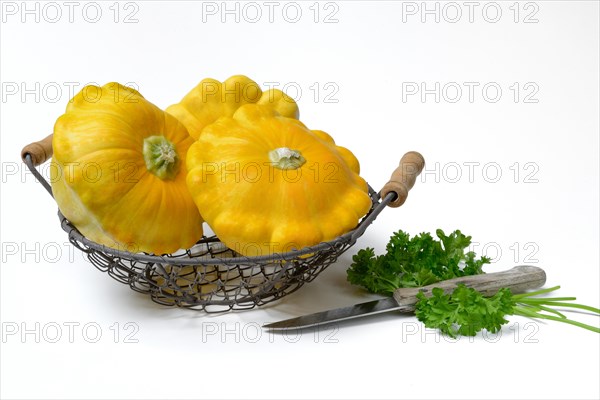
[59,188,388,265]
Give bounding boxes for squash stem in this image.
[143,136,180,180]
[269,147,306,170]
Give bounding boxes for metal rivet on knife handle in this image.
[392,265,547,312]
[21,134,54,167]
[380,151,425,208]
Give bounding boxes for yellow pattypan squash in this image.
[166,75,299,140]
[51,82,203,255]
[186,104,371,257]
[256,86,300,120]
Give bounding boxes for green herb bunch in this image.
[347,229,600,336]
[347,229,490,295]
[415,285,600,337]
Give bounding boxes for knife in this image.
[263,265,546,331]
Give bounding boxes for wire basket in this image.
[22,136,424,312]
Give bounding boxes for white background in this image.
[1,1,599,399]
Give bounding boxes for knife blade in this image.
[263,265,546,331]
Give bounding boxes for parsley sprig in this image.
[347,229,489,295]
[415,285,600,337]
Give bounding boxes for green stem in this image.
[143,136,180,180]
[519,297,577,302]
[513,285,561,299]
[514,307,600,333]
[523,301,600,314]
[519,303,567,319]
[269,147,306,170]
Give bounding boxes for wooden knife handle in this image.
[392,265,547,312]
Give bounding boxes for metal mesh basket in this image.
[22,137,423,312]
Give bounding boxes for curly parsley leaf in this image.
[347,229,490,295]
[415,285,600,337]
[415,285,514,338]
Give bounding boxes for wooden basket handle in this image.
[380,151,425,208]
[21,134,54,166]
